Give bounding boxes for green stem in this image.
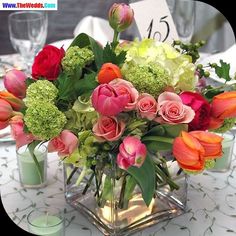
[82,172,95,195]
[66,166,78,185]
[118,175,127,209]
[28,142,43,184]
[75,165,88,186]
[112,30,119,45]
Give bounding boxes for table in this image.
[1,52,236,236]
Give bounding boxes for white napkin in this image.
[73,16,113,46]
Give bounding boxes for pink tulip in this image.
[117,136,147,170]
[93,116,125,142]
[156,92,195,124]
[10,115,36,149]
[91,84,129,116]
[136,93,158,120]
[109,79,139,111]
[108,3,134,32]
[48,130,78,157]
[3,69,27,99]
[0,99,13,129]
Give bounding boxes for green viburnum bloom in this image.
[24,102,66,140]
[213,118,236,133]
[204,159,215,169]
[122,63,169,97]
[25,80,58,107]
[122,38,197,92]
[62,46,94,76]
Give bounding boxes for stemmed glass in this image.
[8,11,48,74]
[172,0,195,43]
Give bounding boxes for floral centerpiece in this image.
[1,2,236,235]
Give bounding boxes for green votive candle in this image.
[210,131,235,172]
[27,208,64,236]
[17,144,47,188]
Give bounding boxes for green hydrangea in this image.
[213,118,236,133]
[62,46,94,76]
[25,80,58,106]
[122,63,170,97]
[122,38,196,92]
[65,96,97,132]
[24,102,66,140]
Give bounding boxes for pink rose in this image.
[10,115,36,149]
[136,93,158,120]
[91,84,128,116]
[48,130,78,157]
[109,79,139,111]
[180,91,210,131]
[93,116,125,142]
[117,136,147,170]
[156,91,195,124]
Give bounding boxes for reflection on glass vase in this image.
[63,157,188,236]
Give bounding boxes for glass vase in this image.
[63,158,188,236]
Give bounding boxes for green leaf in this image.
[127,153,155,206]
[69,33,103,69]
[74,72,98,97]
[214,60,231,81]
[146,141,172,152]
[103,43,127,66]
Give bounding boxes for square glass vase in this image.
[63,161,188,236]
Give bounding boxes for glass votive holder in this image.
[16,144,47,188]
[27,207,65,236]
[210,131,235,172]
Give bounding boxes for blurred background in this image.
[0,0,235,55]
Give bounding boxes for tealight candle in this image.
[27,207,64,236]
[16,144,47,188]
[209,131,235,172]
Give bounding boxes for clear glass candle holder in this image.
[16,144,47,188]
[210,131,235,172]
[27,207,65,236]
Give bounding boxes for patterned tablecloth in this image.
[0,54,236,236]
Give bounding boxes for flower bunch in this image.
[1,3,236,207]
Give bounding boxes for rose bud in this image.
[108,3,134,32]
[117,136,147,170]
[3,69,27,99]
[98,63,122,84]
[0,99,14,129]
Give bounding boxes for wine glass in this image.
[172,0,195,43]
[8,11,48,74]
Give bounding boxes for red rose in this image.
[32,45,65,80]
[180,91,210,131]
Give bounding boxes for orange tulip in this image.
[0,99,13,129]
[190,131,223,159]
[211,91,236,119]
[173,131,223,171]
[0,91,24,111]
[97,63,122,84]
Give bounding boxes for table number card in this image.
[130,0,179,43]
